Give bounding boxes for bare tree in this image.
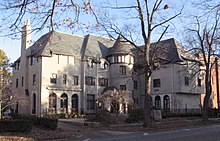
[185,6,220,120]
[94,0,182,127]
[0,0,92,38]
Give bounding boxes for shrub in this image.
[87,109,115,126]
[125,109,144,123]
[32,117,58,130]
[0,119,32,132]
[11,114,58,130]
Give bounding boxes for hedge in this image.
[0,120,32,132]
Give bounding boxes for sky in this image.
[0,0,211,63]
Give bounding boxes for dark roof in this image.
[151,38,184,62]
[81,34,114,60]
[136,38,196,64]
[27,31,84,57]
[108,35,134,56]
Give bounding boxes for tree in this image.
[184,3,220,121]
[97,88,134,117]
[95,0,182,127]
[0,49,12,119]
[0,0,92,38]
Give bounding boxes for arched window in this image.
[60,93,68,113]
[71,94,78,113]
[155,95,161,110]
[164,95,170,110]
[49,93,57,113]
[32,93,36,114]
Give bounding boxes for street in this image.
[84,124,220,141]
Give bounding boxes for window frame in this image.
[85,76,96,86]
[153,79,161,88]
[87,94,95,110]
[50,73,57,84]
[119,66,126,75]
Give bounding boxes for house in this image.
[11,20,204,117]
[133,38,204,114]
[200,56,220,109]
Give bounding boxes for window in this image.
[49,93,57,113]
[85,76,95,86]
[164,95,170,110]
[17,61,20,70]
[99,78,108,87]
[16,79,19,88]
[100,61,108,70]
[72,76,79,85]
[60,93,68,113]
[155,96,161,109]
[198,78,202,87]
[32,93,36,114]
[63,74,67,84]
[30,56,38,65]
[87,94,95,110]
[22,76,24,87]
[134,81,137,89]
[87,59,94,68]
[153,79,161,88]
[120,85,126,90]
[71,94,78,113]
[185,76,189,86]
[50,73,57,84]
[33,74,36,85]
[119,66,126,75]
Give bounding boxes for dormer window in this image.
[87,59,94,68]
[100,60,108,70]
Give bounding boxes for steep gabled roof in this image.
[27,31,84,57]
[81,34,114,60]
[135,38,198,65]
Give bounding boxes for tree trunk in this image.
[202,66,211,121]
[143,74,152,127]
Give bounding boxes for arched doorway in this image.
[49,93,57,113]
[71,94,78,113]
[155,95,161,110]
[164,95,170,110]
[60,93,68,113]
[32,93,36,114]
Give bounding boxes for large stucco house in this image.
[11,21,204,117]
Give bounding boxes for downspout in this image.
[215,57,220,109]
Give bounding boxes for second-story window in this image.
[63,74,67,84]
[98,78,108,87]
[185,76,189,86]
[33,74,36,85]
[153,79,161,88]
[50,73,57,84]
[85,76,95,86]
[72,75,79,85]
[119,66,126,75]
